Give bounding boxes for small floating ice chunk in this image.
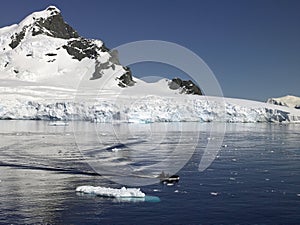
[297,193,300,197]
[210,192,219,196]
[76,186,145,198]
[231,171,238,175]
[222,144,228,148]
[48,121,69,126]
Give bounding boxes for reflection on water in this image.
[0,121,300,224]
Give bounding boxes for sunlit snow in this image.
[76,186,146,198]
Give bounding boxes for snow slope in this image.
[267,95,300,109]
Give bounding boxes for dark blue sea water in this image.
[0,121,299,224]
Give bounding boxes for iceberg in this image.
[75,185,146,198]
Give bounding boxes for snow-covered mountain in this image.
[0,6,200,94]
[0,6,299,123]
[0,6,133,87]
[267,95,300,109]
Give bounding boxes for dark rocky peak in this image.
[31,7,79,39]
[6,6,136,88]
[9,6,79,49]
[46,6,60,14]
[168,78,202,95]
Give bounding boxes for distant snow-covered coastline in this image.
[0,94,299,123]
[267,95,300,109]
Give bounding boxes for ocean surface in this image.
[0,121,299,224]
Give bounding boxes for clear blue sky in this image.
[1,0,300,101]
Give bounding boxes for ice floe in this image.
[76,185,146,198]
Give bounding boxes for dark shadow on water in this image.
[85,140,147,156]
[0,161,99,176]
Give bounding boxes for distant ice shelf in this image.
[0,95,299,123]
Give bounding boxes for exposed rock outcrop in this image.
[168,78,202,95]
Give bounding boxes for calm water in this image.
[0,121,299,224]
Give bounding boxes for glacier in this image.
[0,91,299,123]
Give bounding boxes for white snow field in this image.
[76,186,146,198]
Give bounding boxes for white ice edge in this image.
[75,186,146,198]
[0,95,299,123]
